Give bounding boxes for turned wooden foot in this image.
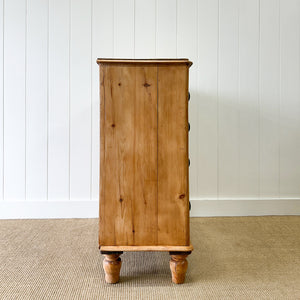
[169,251,190,284]
[102,252,122,284]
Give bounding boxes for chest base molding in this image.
[100,245,193,252]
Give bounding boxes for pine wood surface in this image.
[100,245,194,252]
[97,58,193,66]
[169,253,189,284]
[157,65,189,245]
[99,60,191,249]
[102,253,122,284]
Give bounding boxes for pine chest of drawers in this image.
[97,58,193,284]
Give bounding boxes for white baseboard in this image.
[0,200,99,219]
[0,199,300,219]
[190,199,300,217]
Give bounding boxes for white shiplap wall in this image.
[1,0,300,219]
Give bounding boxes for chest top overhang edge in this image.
[96,58,193,68]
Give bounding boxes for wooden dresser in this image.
[97,58,193,284]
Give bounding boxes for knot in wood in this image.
[179,194,185,199]
[143,82,151,87]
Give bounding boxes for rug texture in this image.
[0,216,300,299]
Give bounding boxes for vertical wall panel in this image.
[91,0,114,201]
[196,0,219,198]
[218,0,239,198]
[3,0,26,200]
[280,0,300,198]
[156,0,177,57]
[48,0,70,201]
[26,0,48,200]
[70,0,92,200]
[238,0,260,198]
[135,0,156,58]
[177,0,198,198]
[1,0,300,216]
[0,0,3,200]
[114,0,134,57]
[260,0,280,198]
[93,0,114,59]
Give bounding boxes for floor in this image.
[0,216,300,299]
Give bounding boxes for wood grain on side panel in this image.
[99,64,106,245]
[157,65,189,246]
[133,66,158,245]
[99,64,158,246]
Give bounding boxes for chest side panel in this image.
[99,64,158,246]
[157,65,189,246]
